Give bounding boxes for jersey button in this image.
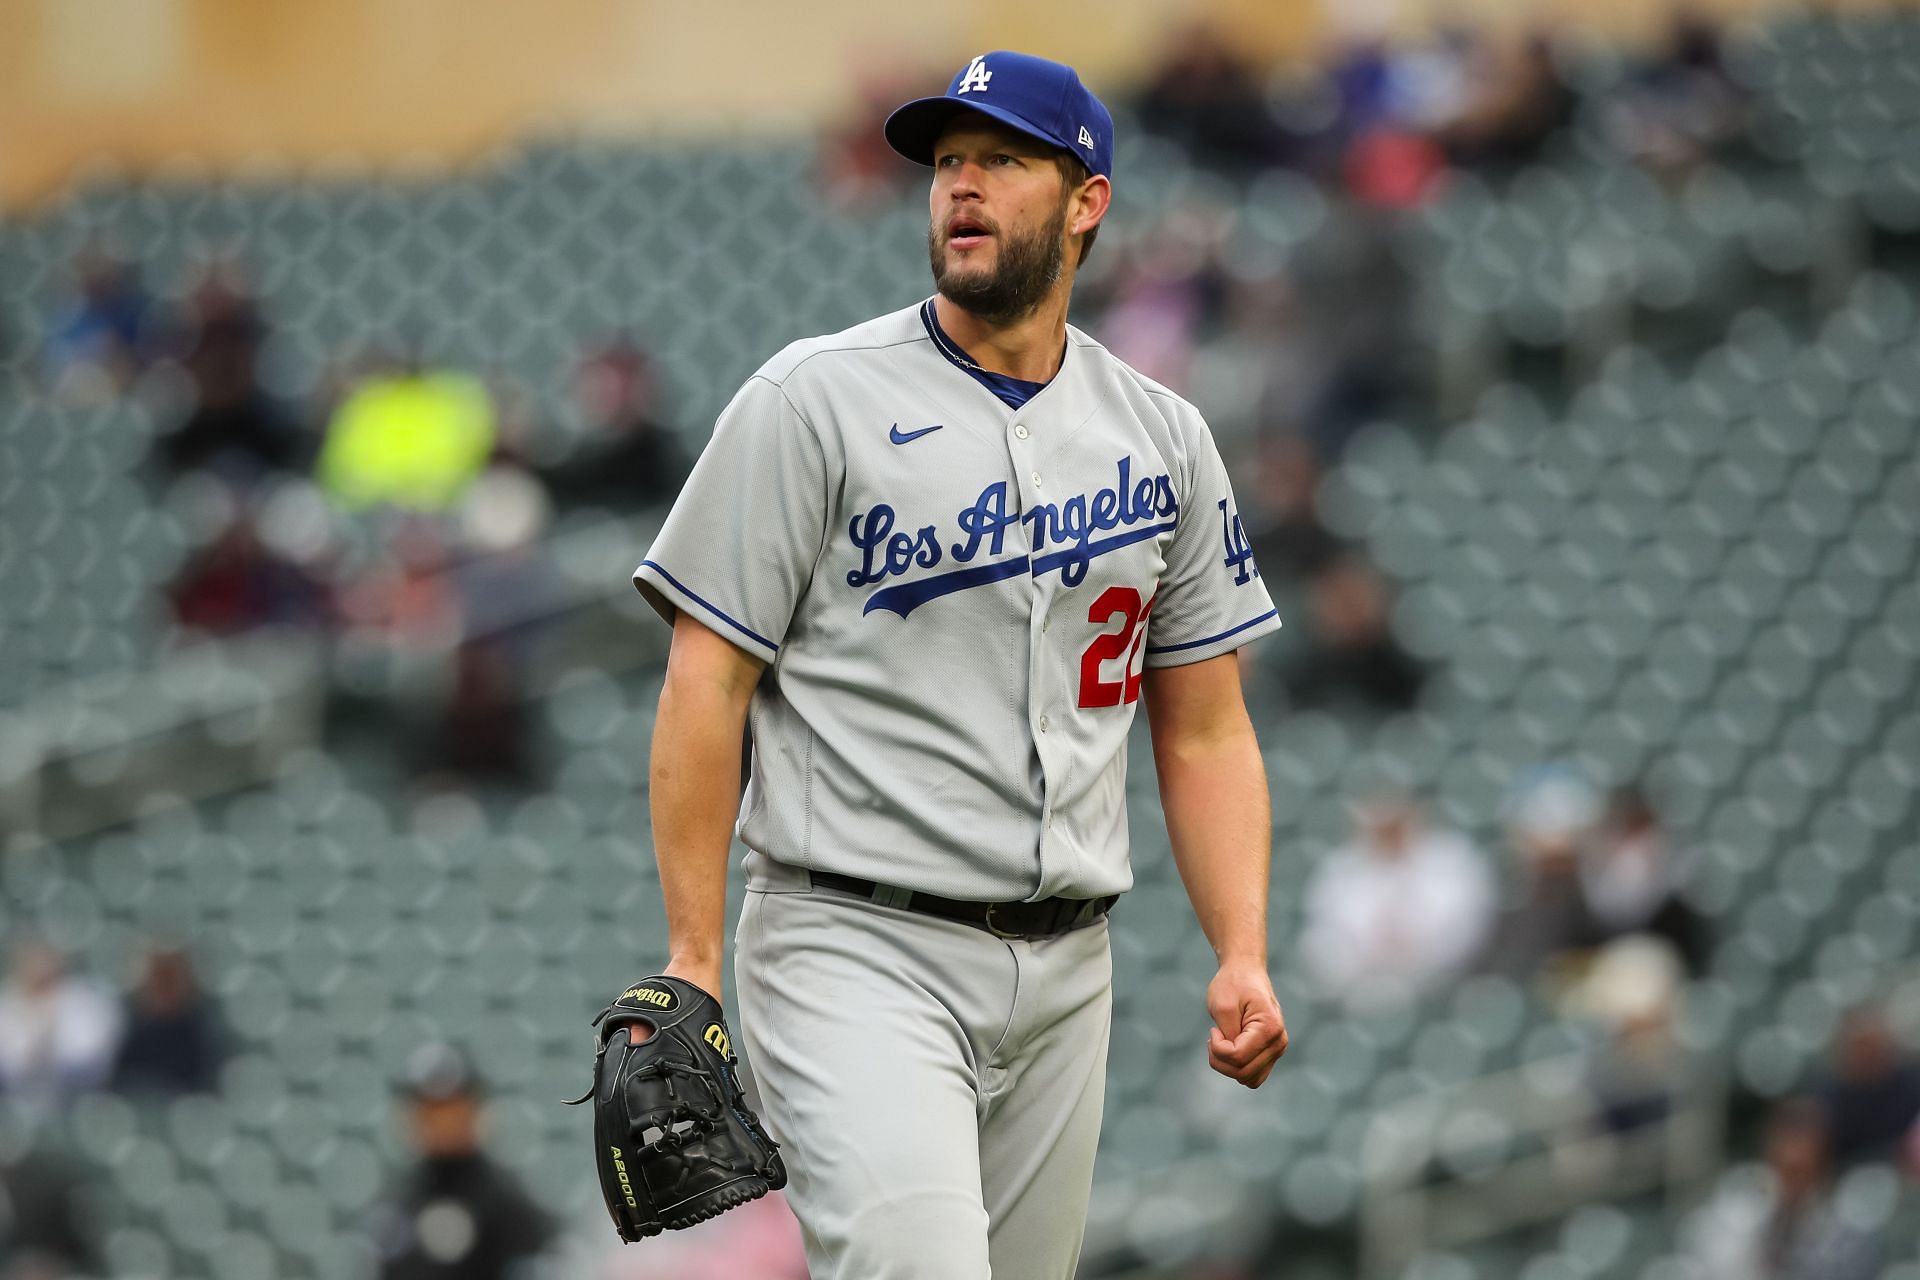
[1013,423,1029,440]
[1031,471,1042,487]
[1039,715,1050,732]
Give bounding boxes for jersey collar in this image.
[919,298,1064,412]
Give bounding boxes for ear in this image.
[1070,173,1112,240]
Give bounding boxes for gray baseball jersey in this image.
[633,298,1279,902]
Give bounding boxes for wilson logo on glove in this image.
[621,986,676,1009]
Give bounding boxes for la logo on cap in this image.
[957,55,993,94]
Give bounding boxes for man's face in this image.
[1765,1120,1826,1201]
[927,117,1075,324]
[410,1093,483,1157]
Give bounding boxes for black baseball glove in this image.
[564,974,786,1241]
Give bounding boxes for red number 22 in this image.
[1078,586,1155,708]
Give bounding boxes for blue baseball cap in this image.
[885,52,1114,180]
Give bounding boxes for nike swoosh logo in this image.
[889,422,944,445]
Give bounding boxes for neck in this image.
[933,283,1072,383]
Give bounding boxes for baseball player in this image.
[628,50,1289,1279]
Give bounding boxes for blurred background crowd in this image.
[2,0,1918,1277]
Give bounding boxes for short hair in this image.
[1054,153,1099,267]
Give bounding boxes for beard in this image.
[928,197,1069,326]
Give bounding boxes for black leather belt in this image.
[808,871,1116,940]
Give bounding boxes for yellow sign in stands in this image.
[316,370,495,511]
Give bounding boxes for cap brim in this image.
[883,97,1068,167]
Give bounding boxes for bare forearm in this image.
[648,617,761,991]
[1154,719,1271,966]
[1141,655,1287,1087]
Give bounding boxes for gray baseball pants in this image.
[733,866,1114,1280]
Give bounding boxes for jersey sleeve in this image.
[632,375,828,664]
[1142,417,1281,667]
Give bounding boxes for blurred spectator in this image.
[1686,1099,1880,1280]
[0,940,122,1106]
[153,265,303,478]
[1582,784,1709,974]
[43,247,160,397]
[451,464,558,638]
[0,1125,98,1279]
[369,1046,553,1280]
[1481,768,1604,980]
[1095,221,1220,391]
[1300,793,1495,1006]
[317,357,495,511]
[1134,23,1295,172]
[409,641,537,792]
[1598,16,1747,175]
[337,520,463,646]
[1384,28,1479,134]
[1432,33,1574,170]
[168,501,335,636]
[1281,555,1425,712]
[539,341,688,512]
[1243,437,1344,584]
[1324,38,1396,146]
[1814,1008,1920,1167]
[1327,32,1464,206]
[823,64,924,208]
[1342,125,1448,208]
[113,944,227,1095]
[1571,935,1686,1135]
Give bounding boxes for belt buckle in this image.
[983,902,1029,940]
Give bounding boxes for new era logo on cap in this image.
[883,50,1115,180]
